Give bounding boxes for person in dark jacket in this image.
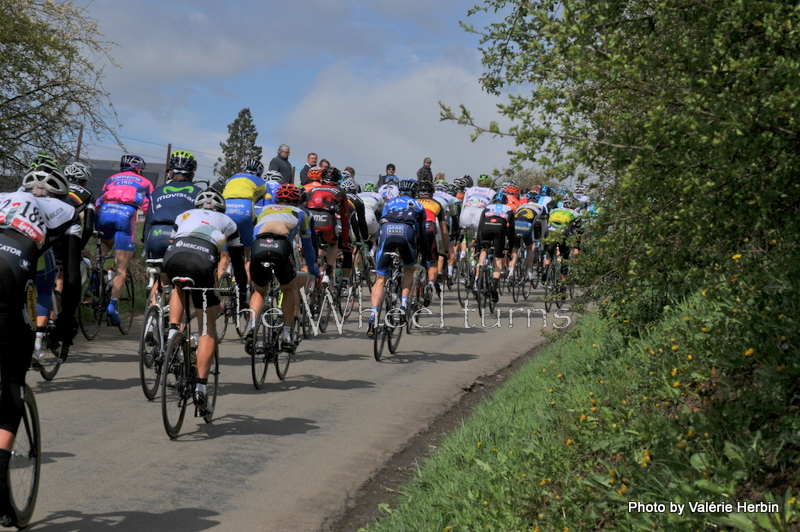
[416,157,433,182]
[269,144,293,184]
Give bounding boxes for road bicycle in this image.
[509,235,542,303]
[77,234,135,339]
[455,238,479,308]
[161,277,219,439]
[543,253,568,312]
[1,384,41,528]
[351,241,375,294]
[373,252,405,361]
[248,263,305,389]
[474,251,498,319]
[29,288,65,381]
[216,261,248,341]
[404,262,428,335]
[138,259,172,400]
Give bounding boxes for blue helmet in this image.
[398,178,419,197]
[493,192,508,204]
[385,175,400,185]
[121,154,146,172]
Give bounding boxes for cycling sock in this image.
[401,296,408,309]
[282,326,292,339]
[195,382,207,394]
[447,265,453,276]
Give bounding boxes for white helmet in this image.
[64,162,92,184]
[264,170,283,183]
[22,167,70,198]
[194,188,226,213]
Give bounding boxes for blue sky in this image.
[81,0,521,184]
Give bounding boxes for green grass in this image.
[361,295,800,532]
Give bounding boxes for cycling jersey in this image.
[251,204,317,287]
[171,209,242,252]
[514,202,545,245]
[378,184,399,202]
[222,173,267,247]
[307,185,351,247]
[478,203,515,255]
[96,171,154,212]
[346,193,369,244]
[462,186,494,208]
[144,182,201,260]
[357,191,384,237]
[66,182,95,248]
[254,181,281,218]
[375,195,429,276]
[418,197,446,258]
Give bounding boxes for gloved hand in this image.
[309,264,320,277]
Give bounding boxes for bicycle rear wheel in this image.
[8,385,40,528]
[139,306,163,400]
[216,274,232,342]
[387,284,404,354]
[544,263,558,313]
[77,270,102,340]
[203,345,219,423]
[251,303,272,389]
[34,328,62,381]
[117,271,135,334]
[529,247,541,291]
[317,287,332,333]
[456,259,471,308]
[161,332,188,438]
[373,292,389,361]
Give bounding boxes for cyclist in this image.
[254,170,283,218]
[511,196,546,280]
[366,178,429,338]
[306,167,351,286]
[163,187,245,414]
[358,181,386,250]
[476,192,515,303]
[504,182,522,212]
[143,150,202,302]
[247,184,319,353]
[219,157,266,296]
[458,174,494,272]
[433,180,461,283]
[0,162,79,524]
[303,166,324,192]
[542,197,581,290]
[417,180,451,305]
[378,175,399,202]
[95,154,154,324]
[340,175,370,298]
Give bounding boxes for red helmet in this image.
[505,184,520,197]
[276,183,301,203]
[307,166,323,182]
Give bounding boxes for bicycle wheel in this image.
[373,291,389,361]
[117,271,135,334]
[556,262,567,308]
[300,290,312,339]
[35,329,62,381]
[250,304,270,389]
[486,270,496,315]
[318,287,332,333]
[235,284,249,337]
[511,260,522,304]
[387,284,404,354]
[216,274,231,342]
[161,332,189,438]
[77,269,102,340]
[203,344,219,423]
[8,385,40,528]
[365,255,377,293]
[342,278,357,321]
[139,306,163,400]
[274,325,292,381]
[544,263,558,313]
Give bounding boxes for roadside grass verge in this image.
[360,293,800,531]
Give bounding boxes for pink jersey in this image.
[97,171,154,214]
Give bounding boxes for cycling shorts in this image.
[163,237,220,308]
[363,209,379,237]
[35,248,58,316]
[251,235,297,287]
[144,224,172,260]
[96,203,137,252]
[424,221,439,260]
[478,216,508,255]
[224,198,255,247]
[375,223,418,276]
[459,206,484,240]
[310,209,340,246]
[513,220,535,248]
[0,229,38,435]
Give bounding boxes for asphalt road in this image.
[23,282,574,532]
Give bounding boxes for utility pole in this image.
[75,124,84,161]
[157,143,171,187]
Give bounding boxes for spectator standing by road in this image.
[269,144,293,184]
[299,152,318,186]
[377,163,396,187]
[417,157,433,182]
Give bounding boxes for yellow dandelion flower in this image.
[557,373,564,379]
[622,400,628,405]
[590,407,597,412]
[678,441,687,450]
[612,423,618,429]
[777,365,786,372]
[744,348,755,356]
[477,442,482,448]
[732,254,742,260]
[483,500,489,505]
[618,484,628,495]
[566,439,574,445]
[589,392,594,396]
[590,399,596,405]
[687,355,693,360]
[684,316,690,322]
[671,367,678,376]
[445,527,452,531]
[673,381,681,388]
[788,497,796,505]
[579,414,587,422]
[701,327,708,332]
[671,345,679,351]
[548,388,554,393]
[609,469,617,477]
[540,479,547,485]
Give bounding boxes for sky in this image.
[80,0,522,186]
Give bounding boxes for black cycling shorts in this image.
[478,215,507,255]
[163,237,220,308]
[251,235,297,286]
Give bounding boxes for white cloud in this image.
[281,58,520,182]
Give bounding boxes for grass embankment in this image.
[361,295,800,531]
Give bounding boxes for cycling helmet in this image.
[64,162,91,184]
[194,187,226,213]
[447,184,459,196]
[341,170,351,180]
[121,154,146,172]
[398,178,419,197]
[531,185,541,194]
[492,191,508,204]
[478,174,493,187]
[275,183,301,204]
[363,182,377,192]
[340,177,359,194]
[417,180,435,198]
[264,170,283,183]
[561,198,575,209]
[540,185,551,196]
[307,166,323,182]
[30,154,61,172]
[560,186,570,196]
[453,177,466,189]
[385,175,399,185]
[462,175,473,188]
[241,157,264,177]
[22,166,70,198]
[505,184,520,196]
[323,167,341,185]
[169,150,197,175]
[433,180,449,193]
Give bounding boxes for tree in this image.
[442,0,800,325]
[0,0,119,182]
[214,108,262,181]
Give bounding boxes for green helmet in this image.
[478,174,493,187]
[363,182,377,192]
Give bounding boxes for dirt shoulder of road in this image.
[326,336,555,532]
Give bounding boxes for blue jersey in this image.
[145,182,201,229]
[381,195,427,233]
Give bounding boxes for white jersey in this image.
[537,196,554,215]
[358,191,385,215]
[517,201,544,217]
[171,209,241,253]
[463,186,494,208]
[0,191,78,248]
[378,184,399,202]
